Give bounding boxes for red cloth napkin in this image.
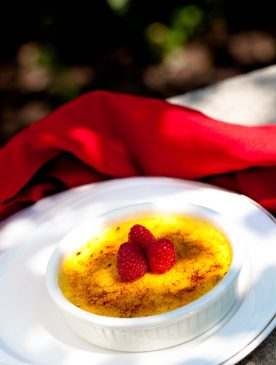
[1,90,276,221]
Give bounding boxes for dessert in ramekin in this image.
[45,201,244,352]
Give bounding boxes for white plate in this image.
[0,177,275,365]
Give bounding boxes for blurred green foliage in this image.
[146,5,204,58]
[0,0,276,144]
[106,0,131,15]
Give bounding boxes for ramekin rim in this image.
[45,200,244,328]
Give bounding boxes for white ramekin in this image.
[45,200,244,352]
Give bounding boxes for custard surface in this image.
[59,214,232,318]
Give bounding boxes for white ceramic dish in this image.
[0,177,275,365]
[46,200,244,352]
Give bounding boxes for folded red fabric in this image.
[1,90,276,220]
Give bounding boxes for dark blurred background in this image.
[1,0,276,145]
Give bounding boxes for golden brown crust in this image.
[59,214,232,318]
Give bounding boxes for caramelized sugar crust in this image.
[59,214,232,318]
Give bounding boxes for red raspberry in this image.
[116,242,148,281]
[147,239,176,274]
[128,224,155,250]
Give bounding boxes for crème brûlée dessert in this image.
[59,214,232,318]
